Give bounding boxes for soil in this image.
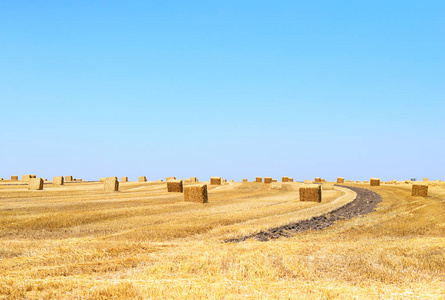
[225,185,382,242]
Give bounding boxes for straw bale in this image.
[304,180,313,184]
[356,181,361,183]
[412,184,428,197]
[184,179,191,183]
[288,178,293,182]
[156,179,163,182]
[21,175,32,182]
[0,178,3,181]
[314,177,321,183]
[28,178,43,190]
[321,179,326,183]
[190,177,198,182]
[256,177,262,183]
[242,179,248,182]
[370,178,380,186]
[322,183,335,190]
[337,177,345,183]
[210,177,221,185]
[65,176,73,182]
[167,180,183,193]
[121,177,128,182]
[11,176,18,181]
[166,177,176,182]
[138,176,147,182]
[282,177,289,182]
[76,179,82,182]
[184,184,208,203]
[229,180,234,183]
[272,179,277,182]
[300,184,322,202]
[264,177,272,184]
[104,177,119,192]
[53,176,64,185]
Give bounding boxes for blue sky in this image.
[1,1,444,181]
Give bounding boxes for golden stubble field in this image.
[0,180,444,299]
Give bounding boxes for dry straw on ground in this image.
[138,176,147,182]
[300,184,322,202]
[184,184,208,203]
[210,177,221,185]
[304,180,312,184]
[370,178,380,186]
[412,184,428,197]
[264,177,272,184]
[121,177,128,182]
[167,180,183,193]
[11,175,18,181]
[104,177,119,192]
[256,177,262,183]
[337,177,345,183]
[282,177,288,182]
[53,176,64,185]
[28,178,43,190]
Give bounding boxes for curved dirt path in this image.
[226,185,382,242]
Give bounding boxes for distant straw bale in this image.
[210,177,221,185]
[370,178,380,186]
[138,176,147,182]
[321,179,326,183]
[167,180,183,192]
[256,177,262,183]
[121,177,128,182]
[288,178,294,182]
[412,184,428,197]
[21,175,32,182]
[242,179,248,182]
[337,177,345,183]
[272,179,277,182]
[156,179,163,182]
[0,178,3,181]
[300,184,322,202]
[364,180,369,183]
[282,177,289,182]
[184,184,208,203]
[229,180,234,183]
[314,177,321,183]
[104,177,119,192]
[190,177,198,183]
[423,178,429,182]
[322,183,335,190]
[166,177,176,182]
[65,176,73,182]
[28,178,43,190]
[53,176,64,185]
[76,179,82,182]
[264,177,272,184]
[11,176,18,181]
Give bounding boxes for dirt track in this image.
[226,185,382,242]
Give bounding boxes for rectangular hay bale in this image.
[138,176,147,182]
[104,177,119,191]
[210,177,221,185]
[184,184,208,203]
[121,177,128,182]
[28,178,43,190]
[256,177,262,183]
[264,177,272,184]
[11,176,18,181]
[370,178,380,186]
[190,177,198,182]
[242,179,248,182]
[314,177,321,183]
[53,176,64,185]
[65,176,73,182]
[337,177,345,183]
[22,175,32,182]
[288,178,293,182]
[282,177,288,182]
[300,184,322,202]
[166,177,176,182]
[167,180,183,192]
[412,184,428,197]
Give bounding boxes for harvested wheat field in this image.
[1,180,445,299]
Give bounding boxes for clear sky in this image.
[1,1,444,182]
